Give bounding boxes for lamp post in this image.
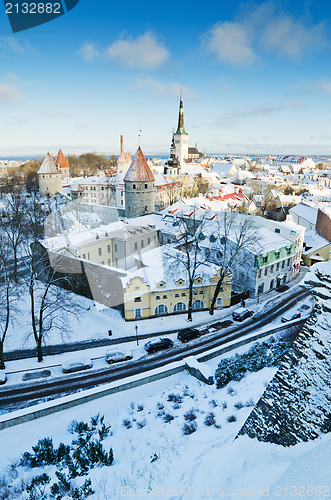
[135,325,139,346]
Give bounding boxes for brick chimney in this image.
[120,134,124,154]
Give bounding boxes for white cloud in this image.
[78,42,100,61]
[203,3,329,66]
[0,36,32,54]
[305,79,331,95]
[261,16,327,57]
[205,22,256,66]
[135,77,194,98]
[106,32,169,69]
[0,83,21,103]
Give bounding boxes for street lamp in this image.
[135,325,139,346]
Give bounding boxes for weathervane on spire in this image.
[138,129,142,148]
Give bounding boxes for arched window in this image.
[192,300,204,310]
[173,302,186,312]
[155,304,168,316]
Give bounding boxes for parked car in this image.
[144,338,173,354]
[232,307,254,322]
[105,349,133,364]
[0,370,7,385]
[177,328,201,343]
[281,311,301,323]
[61,357,93,373]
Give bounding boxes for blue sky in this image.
[1,0,331,156]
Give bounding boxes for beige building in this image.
[121,246,232,320]
[44,220,158,271]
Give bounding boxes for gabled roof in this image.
[124,148,155,183]
[38,153,60,175]
[55,149,70,170]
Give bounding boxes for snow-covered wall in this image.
[237,263,331,446]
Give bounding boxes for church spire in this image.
[176,89,186,135]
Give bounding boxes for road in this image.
[0,288,309,410]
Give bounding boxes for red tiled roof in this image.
[55,149,70,170]
[124,148,155,183]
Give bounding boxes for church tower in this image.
[164,133,180,177]
[173,90,188,165]
[38,153,62,197]
[124,147,155,218]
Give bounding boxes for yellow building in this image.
[121,247,231,320]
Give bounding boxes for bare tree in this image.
[0,239,19,369]
[26,244,82,362]
[0,182,29,281]
[207,213,260,315]
[165,213,206,321]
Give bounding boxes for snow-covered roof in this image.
[121,245,221,292]
[38,153,60,175]
[288,203,318,226]
[124,148,155,183]
[304,230,331,254]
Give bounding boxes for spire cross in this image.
[138,129,142,148]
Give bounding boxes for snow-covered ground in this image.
[0,356,329,499]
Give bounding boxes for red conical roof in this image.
[55,149,70,169]
[124,148,155,182]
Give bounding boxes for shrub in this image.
[215,337,292,389]
[184,409,197,422]
[227,387,237,396]
[20,437,56,468]
[245,398,255,407]
[156,402,164,410]
[136,420,146,429]
[123,419,132,429]
[167,393,183,404]
[222,401,228,410]
[227,415,237,423]
[182,422,197,435]
[234,401,243,410]
[137,404,144,412]
[163,413,174,423]
[26,473,50,500]
[204,412,216,426]
[209,399,218,408]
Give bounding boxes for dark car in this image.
[281,311,301,323]
[177,328,200,343]
[144,338,173,354]
[232,307,254,322]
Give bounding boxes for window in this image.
[134,242,138,251]
[135,308,142,319]
[264,268,268,276]
[134,297,141,302]
[108,259,111,265]
[148,238,151,245]
[275,251,280,259]
[276,263,280,271]
[98,248,102,256]
[155,304,168,315]
[115,258,118,266]
[181,292,186,297]
[107,244,111,253]
[270,279,274,289]
[141,240,144,249]
[270,265,274,273]
[216,251,223,259]
[282,260,285,268]
[175,293,179,297]
[200,291,204,295]
[87,253,90,260]
[162,295,167,299]
[263,256,268,264]
[287,258,291,266]
[216,298,222,307]
[133,184,136,189]
[135,286,140,291]
[82,254,86,259]
[258,270,261,278]
[192,300,204,310]
[156,295,161,300]
[174,302,186,312]
[114,244,118,252]
[145,184,148,189]
[101,261,104,265]
[258,283,264,295]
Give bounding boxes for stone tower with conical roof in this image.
[55,149,70,178]
[124,147,155,218]
[38,153,62,197]
[173,90,188,165]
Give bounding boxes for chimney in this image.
[120,134,124,154]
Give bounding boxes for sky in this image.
[1,0,331,156]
